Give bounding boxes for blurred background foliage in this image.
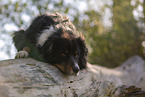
[0,0,144,67]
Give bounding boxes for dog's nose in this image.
[73,66,80,73]
[69,56,80,73]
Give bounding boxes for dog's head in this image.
[40,29,88,75]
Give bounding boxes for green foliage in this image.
[87,30,143,67]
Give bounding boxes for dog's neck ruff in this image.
[37,26,56,46]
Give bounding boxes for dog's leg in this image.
[15,47,30,59]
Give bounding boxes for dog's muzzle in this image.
[70,56,80,73]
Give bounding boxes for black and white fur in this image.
[13,13,88,75]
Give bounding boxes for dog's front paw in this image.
[15,51,29,59]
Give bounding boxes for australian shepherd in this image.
[13,13,88,75]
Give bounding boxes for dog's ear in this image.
[13,30,26,51]
[77,37,88,69]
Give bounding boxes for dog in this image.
[13,13,88,75]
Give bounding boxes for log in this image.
[0,56,145,97]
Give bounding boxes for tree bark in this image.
[143,0,145,25]
[0,56,145,97]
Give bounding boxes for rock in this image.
[117,55,145,90]
[0,56,145,97]
[89,55,145,91]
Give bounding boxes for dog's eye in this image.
[61,53,66,57]
[74,51,79,58]
[75,51,78,55]
[61,51,68,57]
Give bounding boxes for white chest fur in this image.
[37,26,56,46]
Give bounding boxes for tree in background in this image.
[80,0,144,67]
[143,0,145,24]
[111,0,143,66]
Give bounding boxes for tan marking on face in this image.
[61,53,66,57]
[22,47,31,52]
[55,64,74,75]
[75,51,77,53]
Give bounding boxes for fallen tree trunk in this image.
[0,56,145,97]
